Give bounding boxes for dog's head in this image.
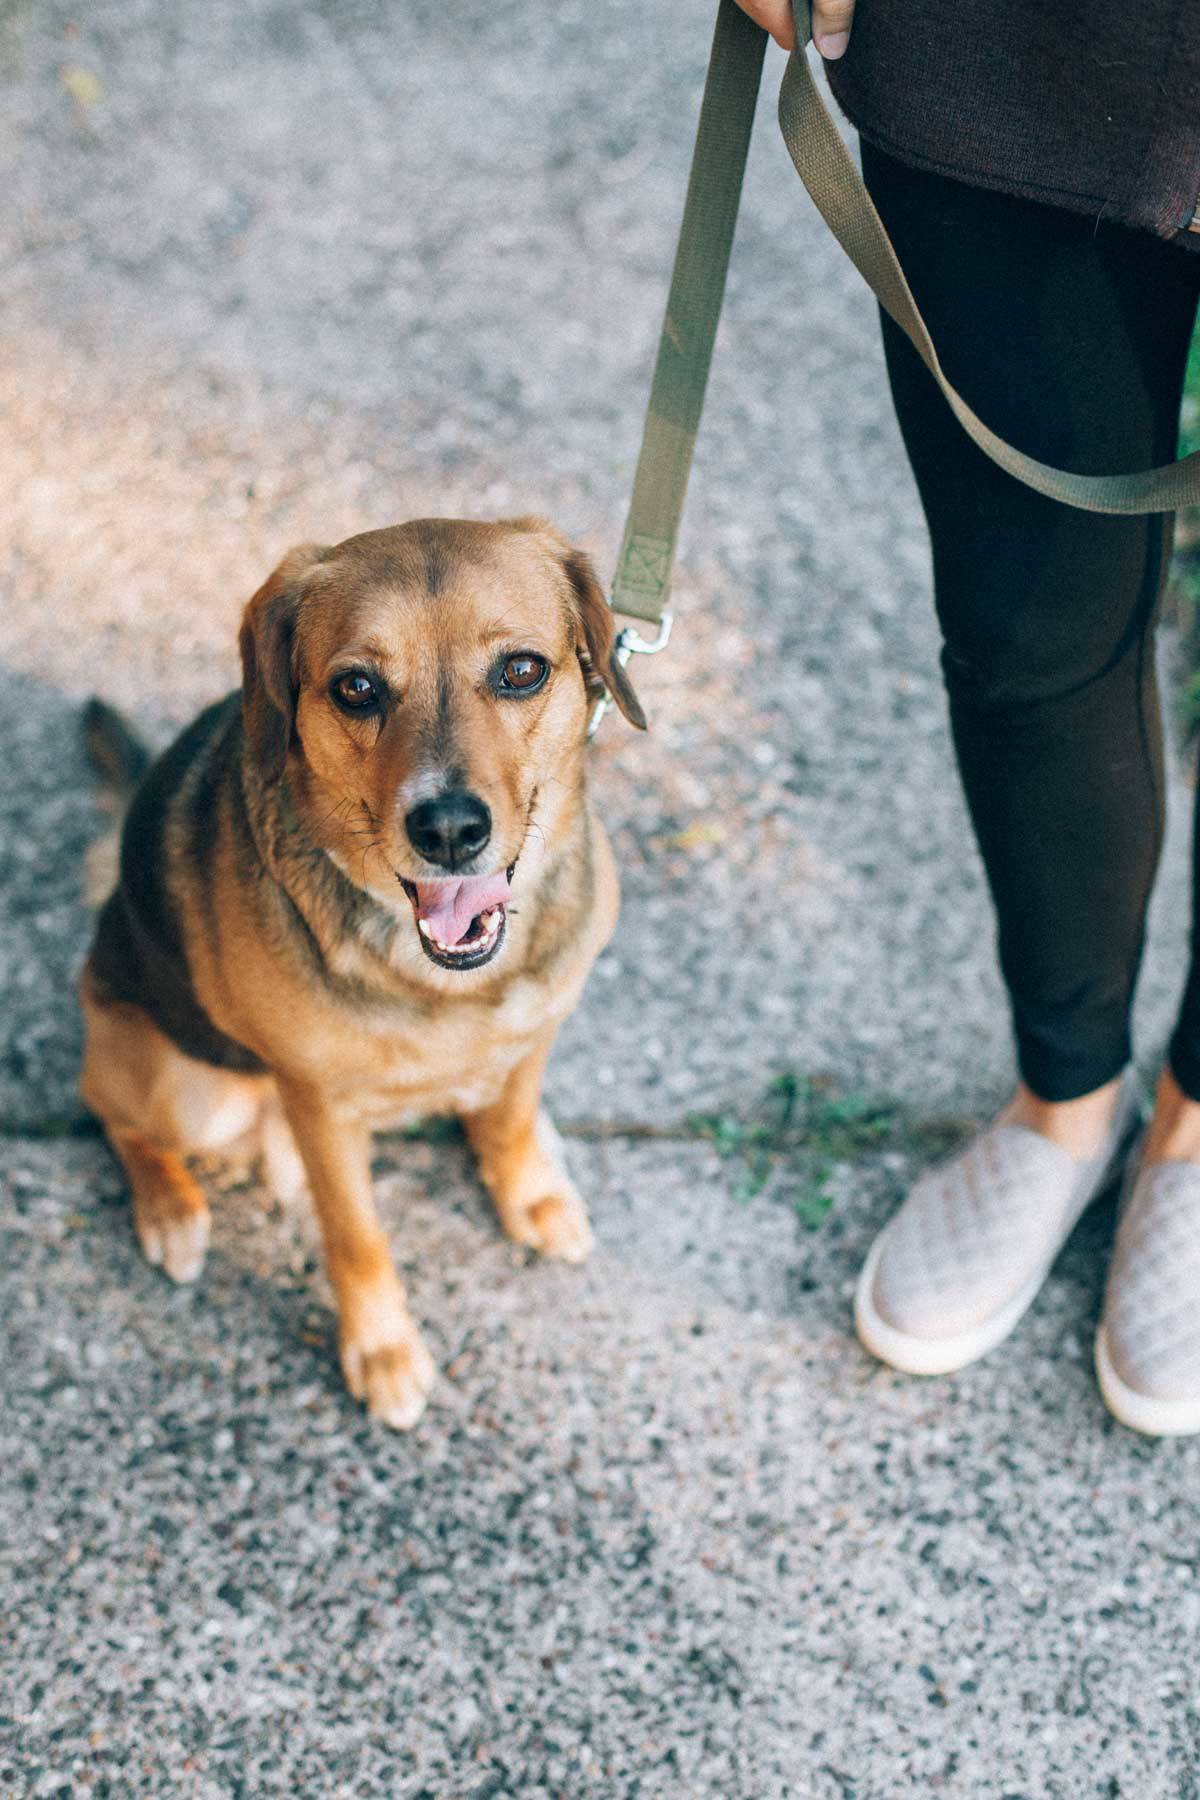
[239,516,644,973]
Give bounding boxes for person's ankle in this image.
[1141,1066,1200,1167]
[1000,1074,1124,1162]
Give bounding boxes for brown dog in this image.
[79,517,644,1428]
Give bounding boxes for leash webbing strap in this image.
[776,10,1200,517]
[609,0,766,624]
[610,0,1200,632]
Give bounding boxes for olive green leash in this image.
[591,0,766,733]
[606,0,767,633]
[593,0,1200,731]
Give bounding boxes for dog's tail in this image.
[82,698,151,906]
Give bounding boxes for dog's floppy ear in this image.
[558,544,648,732]
[238,545,325,782]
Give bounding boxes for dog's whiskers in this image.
[319,795,358,831]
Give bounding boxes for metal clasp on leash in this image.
[587,609,673,738]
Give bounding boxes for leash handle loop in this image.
[598,0,1200,738]
[778,10,1200,515]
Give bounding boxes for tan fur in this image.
[79,517,638,1429]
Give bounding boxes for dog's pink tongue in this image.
[413,871,512,946]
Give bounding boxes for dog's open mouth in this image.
[399,867,514,971]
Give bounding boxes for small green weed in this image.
[688,1071,904,1228]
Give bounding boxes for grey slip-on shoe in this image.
[855,1073,1143,1377]
[1096,1154,1200,1437]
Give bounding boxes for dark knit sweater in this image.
[826,0,1200,248]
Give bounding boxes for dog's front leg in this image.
[277,1081,435,1429]
[462,1035,594,1264]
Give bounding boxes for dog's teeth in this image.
[420,908,506,959]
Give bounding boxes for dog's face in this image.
[239,517,643,973]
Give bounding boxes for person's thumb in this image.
[811,0,855,59]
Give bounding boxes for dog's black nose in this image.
[405,790,492,869]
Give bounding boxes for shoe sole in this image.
[853,1231,1060,1375]
[1094,1325,1200,1437]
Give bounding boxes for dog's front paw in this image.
[487,1109,594,1263]
[340,1314,436,1431]
[499,1185,594,1263]
[134,1192,210,1285]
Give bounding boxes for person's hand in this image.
[733,0,855,60]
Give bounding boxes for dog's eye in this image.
[331,671,381,713]
[497,654,548,696]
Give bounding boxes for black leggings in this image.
[861,142,1200,1103]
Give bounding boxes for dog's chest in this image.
[347,973,579,1127]
[358,1032,524,1128]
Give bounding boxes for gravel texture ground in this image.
[2,1,1199,1795]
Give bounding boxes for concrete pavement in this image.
[2,2,1199,1794]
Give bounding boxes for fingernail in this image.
[815,30,849,58]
